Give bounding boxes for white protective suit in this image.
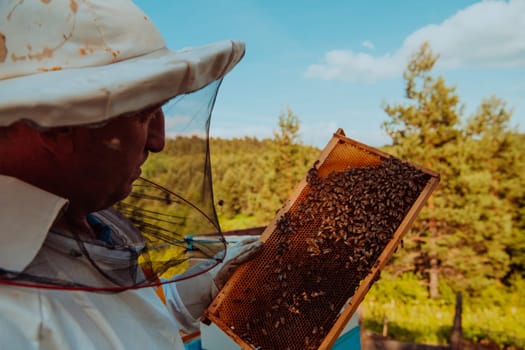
[0,175,212,349]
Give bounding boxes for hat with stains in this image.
[0,0,245,128]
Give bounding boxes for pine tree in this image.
[271,107,303,205]
[382,42,523,299]
[383,42,462,298]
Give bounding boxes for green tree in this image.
[383,42,463,298]
[464,98,525,282]
[208,111,318,226]
[271,107,304,205]
[382,42,522,299]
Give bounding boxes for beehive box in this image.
[203,129,440,350]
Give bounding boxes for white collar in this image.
[0,175,68,272]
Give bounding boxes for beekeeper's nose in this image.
[146,108,165,153]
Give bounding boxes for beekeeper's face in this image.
[69,105,165,211]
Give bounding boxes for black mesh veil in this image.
[115,79,227,283]
[0,79,227,291]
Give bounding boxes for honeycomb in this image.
[204,129,440,350]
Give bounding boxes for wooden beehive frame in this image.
[204,128,440,349]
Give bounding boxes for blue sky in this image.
[133,0,525,148]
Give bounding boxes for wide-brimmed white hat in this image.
[0,0,245,127]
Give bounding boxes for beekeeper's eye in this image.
[136,105,163,124]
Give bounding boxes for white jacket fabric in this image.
[0,175,187,349]
[0,284,185,349]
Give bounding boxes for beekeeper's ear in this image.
[38,127,74,155]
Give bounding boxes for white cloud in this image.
[306,0,525,82]
[165,114,207,138]
[165,114,191,130]
[210,123,274,140]
[166,129,206,138]
[362,40,375,50]
[306,50,403,83]
[300,120,339,147]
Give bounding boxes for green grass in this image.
[462,304,525,349]
[361,273,525,349]
[218,214,264,232]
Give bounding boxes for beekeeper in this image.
[0,0,262,348]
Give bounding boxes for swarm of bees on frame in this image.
[232,157,431,350]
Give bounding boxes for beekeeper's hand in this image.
[162,237,263,333]
[210,237,263,291]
